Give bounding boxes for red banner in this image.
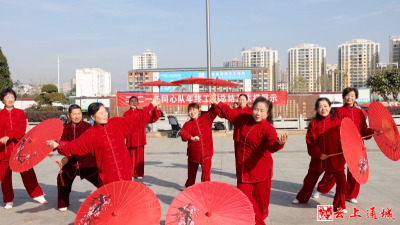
[117,91,287,107]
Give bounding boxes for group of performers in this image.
[0,86,382,225]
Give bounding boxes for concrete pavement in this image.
[0,135,398,225]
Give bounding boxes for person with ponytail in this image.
[292,98,347,213]
[210,93,288,225]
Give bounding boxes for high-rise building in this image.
[281,69,288,82]
[389,36,400,66]
[71,78,76,89]
[242,47,279,91]
[288,43,326,92]
[132,49,157,69]
[223,58,243,67]
[338,39,380,89]
[75,68,111,97]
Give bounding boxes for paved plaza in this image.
[0,135,399,225]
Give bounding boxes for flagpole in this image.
[206,0,211,92]
[57,57,60,92]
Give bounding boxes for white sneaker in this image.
[33,195,48,204]
[342,209,348,214]
[136,177,143,180]
[4,202,13,209]
[292,199,300,204]
[180,187,186,191]
[312,191,320,199]
[58,207,68,212]
[346,198,357,203]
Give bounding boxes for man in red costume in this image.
[212,93,288,225]
[313,88,382,204]
[123,96,160,180]
[57,104,101,212]
[0,88,47,209]
[47,98,161,186]
[180,103,218,190]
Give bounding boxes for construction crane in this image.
[328,62,377,91]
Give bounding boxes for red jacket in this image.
[218,106,252,142]
[181,105,218,163]
[60,120,97,179]
[334,105,374,138]
[57,104,154,185]
[123,106,160,148]
[306,116,345,172]
[217,102,284,183]
[0,108,27,161]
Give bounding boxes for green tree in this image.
[0,47,13,90]
[366,69,400,101]
[34,84,68,107]
[290,76,309,93]
[70,87,76,95]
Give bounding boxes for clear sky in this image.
[1,0,399,90]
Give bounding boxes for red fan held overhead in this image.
[9,119,63,172]
[197,76,239,92]
[368,101,400,161]
[75,181,161,225]
[139,78,181,96]
[166,181,255,225]
[340,118,369,184]
[172,75,212,95]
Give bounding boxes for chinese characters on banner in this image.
[116,91,288,107]
[318,205,395,221]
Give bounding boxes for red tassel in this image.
[59,170,65,187]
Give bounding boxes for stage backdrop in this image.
[117,91,288,107]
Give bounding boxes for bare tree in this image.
[29,74,57,96]
[290,76,309,93]
[317,75,332,92]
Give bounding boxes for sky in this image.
[0,0,399,90]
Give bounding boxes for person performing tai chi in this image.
[211,93,288,225]
[313,88,382,204]
[0,88,47,209]
[180,102,218,190]
[292,98,347,213]
[47,98,161,186]
[123,96,161,180]
[57,104,101,212]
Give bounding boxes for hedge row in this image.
[25,111,68,122]
[386,106,400,115]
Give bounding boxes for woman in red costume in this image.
[0,88,47,209]
[47,98,161,186]
[57,104,100,212]
[180,102,218,190]
[292,98,347,213]
[211,93,288,225]
[313,88,382,204]
[123,96,161,180]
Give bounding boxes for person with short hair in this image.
[292,98,347,213]
[211,93,288,225]
[57,104,101,212]
[180,102,218,190]
[276,113,282,119]
[123,96,161,180]
[313,87,382,204]
[47,98,161,186]
[0,88,47,209]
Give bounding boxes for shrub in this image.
[386,106,400,115]
[25,111,67,122]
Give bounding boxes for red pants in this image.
[317,167,360,199]
[0,161,44,203]
[184,158,211,188]
[296,169,346,211]
[237,165,271,225]
[128,146,145,177]
[57,162,101,208]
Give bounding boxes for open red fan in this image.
[368,101,400,161]
[197,77,239,93]
[166,181,255,225]
[139,78,181,96]
[340,118,369,184]
[9,118,63,172]
[75,181,161,225]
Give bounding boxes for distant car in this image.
[331,101,343,108]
